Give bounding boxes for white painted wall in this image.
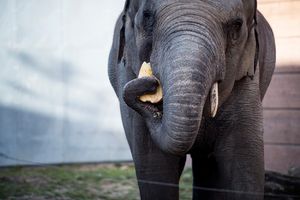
[0,0,130,166]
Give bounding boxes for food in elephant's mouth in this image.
[138,62,163,104]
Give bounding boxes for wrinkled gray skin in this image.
[108,0,276,199]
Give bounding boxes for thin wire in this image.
[264,142,300,147]
[0,152,48,166]
[138,179,300,199]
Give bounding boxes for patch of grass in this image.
[0,164,193,200]
[180,167,193,199]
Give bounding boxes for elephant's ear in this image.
[114,0,130,63]
[108,0,130,96]
[236,1,259,80]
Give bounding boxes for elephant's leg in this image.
[191,152,218,200]
[123,112,186,200]
[213,122,264,200]
[202,76,265,200]
[134,151,186,200]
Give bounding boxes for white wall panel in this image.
[0,0,128,166]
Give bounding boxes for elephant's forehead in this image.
[153,0,243,7]
[153,0,244,16]
[151,0,245,24]
[206,0,244,13]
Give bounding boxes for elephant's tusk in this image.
[138,62,163,103]
[210,82,219,118]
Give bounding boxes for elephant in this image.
[108,0,276,199]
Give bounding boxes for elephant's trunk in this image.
[151,40,219,155]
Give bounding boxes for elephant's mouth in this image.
[140,100,163,118]
[134,62,164,119]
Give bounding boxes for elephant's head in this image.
[116,0,259,155]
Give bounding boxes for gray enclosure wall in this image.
[0,0,130,166]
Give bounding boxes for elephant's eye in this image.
[227,18,243,41]
[134,9,155,62]
[142,10,155,35]
[135,10,155,36]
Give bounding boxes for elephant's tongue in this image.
[210,82,219,118]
